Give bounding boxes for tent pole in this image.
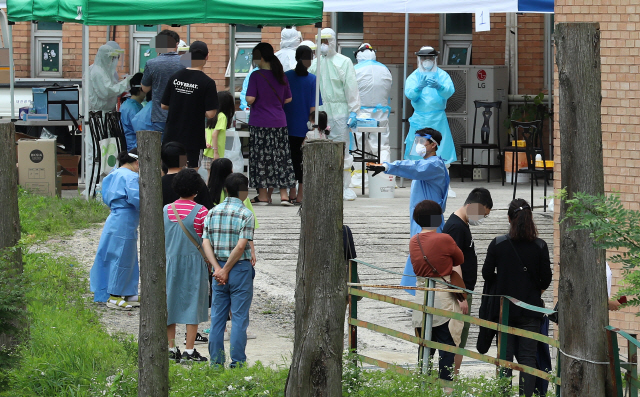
[9,21,15,120]
[314,24,321,125]
[187,25,190,45]
[399,12,409,187]
[82,24,90,199]
[229,24,235,94]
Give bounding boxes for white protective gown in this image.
[275,27,301,72]
[308,28,361,200]
[354,50,393,163]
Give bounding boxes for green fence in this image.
[347,258,561,391]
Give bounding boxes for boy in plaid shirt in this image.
[202,173,255,368]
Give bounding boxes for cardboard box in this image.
[17,139,60,197]
[57,154,81,190]
[503,151,528,173]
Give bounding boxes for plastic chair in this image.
[105,111,127,154]
[509,120,551,211]
[87,111,105,198]
[460,101,503,183]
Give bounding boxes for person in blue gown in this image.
[90,149,141,309]
[369,128,450,294]
[403,46,456,165]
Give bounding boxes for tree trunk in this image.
[285,140,346,397]
[556,23,611,397]
[0,123,23,350]
[137,130,168,397]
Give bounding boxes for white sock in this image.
[126,295,139,302]
[185,349,194,355]
[169,347,177,353]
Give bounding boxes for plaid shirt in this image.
[203,197,254,261]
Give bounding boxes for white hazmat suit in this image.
[354,44,392,163]
[308,28,361,201]
[275,27,301,72]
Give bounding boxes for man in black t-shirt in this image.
[161,41,219,168]
[442,187,493,374]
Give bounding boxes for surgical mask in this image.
[307,121,314,130]
[422,59,435,71]
[415,143,427,157]
[320,44,329,56]
[468,218,485,226]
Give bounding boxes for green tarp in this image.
[7,0,323,26]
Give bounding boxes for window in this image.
[130,25,159,74]
[225,42,258,78]
[445,14,473,35]
[440,14,473,66]
[334,12,363,64]
[31,22,63,77]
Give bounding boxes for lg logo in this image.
[477,69,487,88]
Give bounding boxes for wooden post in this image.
[136,130,168,397]
[556,23,610,397]
[0,122,23,350]
[285,140,346,397]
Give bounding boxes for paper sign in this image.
[475,10,491,32]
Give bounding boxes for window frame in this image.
[129,25,159,74]
[333,12,364,65]
[440,14,473,66]
[443,41,472,66]
[337,41,362,65]
[31,22,63,78]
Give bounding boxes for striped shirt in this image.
[167,199,208,237]
[203,197,254,261]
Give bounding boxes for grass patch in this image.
[18,188,109,243]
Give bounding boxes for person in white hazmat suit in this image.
[354,43,392,163]
[275,27,301,72]
[85,44,131,195]
[308,28,361,201]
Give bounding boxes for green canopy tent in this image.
[6,0,324,198]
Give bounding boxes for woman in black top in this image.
[482,198,552,397]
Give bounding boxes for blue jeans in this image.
[209,259,253,367]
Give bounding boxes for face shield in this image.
[409,133,438,158]
[106,41,125,74]
[316,28,336,57]
[417,55,437,74]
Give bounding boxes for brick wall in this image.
[553,1,640,340]
[10,12,546,95]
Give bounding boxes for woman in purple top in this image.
[246,42,296,206]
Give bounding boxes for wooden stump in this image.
[285,140,346,397]
[556,23,611,397]
[0,122,23,351]
[136,130,169,397]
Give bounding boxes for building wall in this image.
[10,12,547,96]
[553,2,640,335]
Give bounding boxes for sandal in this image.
[280,198,294,206]
[251,195,270,206]
[107,296,133,311]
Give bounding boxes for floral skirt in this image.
[249,126,296,189]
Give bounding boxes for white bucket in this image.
[505,171,530,184]
[368,172,395,198]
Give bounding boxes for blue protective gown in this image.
[119,98,143,151]
[90,167,140,302]
[384,156,450,294]
[404,68,457,164]
[239,67,259,111]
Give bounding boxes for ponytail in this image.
[294,45,313,77]
[253,42,286,85]
[507,198,538,242]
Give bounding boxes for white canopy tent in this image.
[321,0,554,163]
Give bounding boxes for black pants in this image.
[427,321,456,382]
[505,316,542,397]
[288,135,305,183]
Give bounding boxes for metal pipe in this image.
[82,24,90,199]
[420,278,436,372]
[399,13,409,187]
[187,25,190,45]
[229,24,235,94]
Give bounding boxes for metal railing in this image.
[606,326,639,397]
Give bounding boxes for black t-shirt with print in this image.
[443,213,478,291]
[162,68,219,149]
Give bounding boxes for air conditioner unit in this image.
[441,65,509,165]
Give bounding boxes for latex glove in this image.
[426,79,442,91]
[416,75,429,90]
[366,162,388,177]
[348,112,358,129]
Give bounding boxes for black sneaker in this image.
[169,347,181,363]
[184,332,209,345]
[181,348,208,362]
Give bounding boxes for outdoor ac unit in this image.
[441,65,509,165]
